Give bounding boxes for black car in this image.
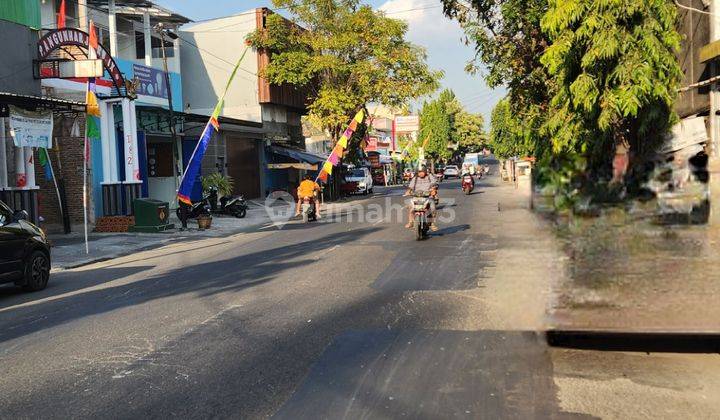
[0,201,51,291]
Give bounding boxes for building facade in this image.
[180,8,312,200]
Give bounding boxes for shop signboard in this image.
[8,106,53,148]
[366,136,379,152]
[133,64,169,99]
[394,115,419,132]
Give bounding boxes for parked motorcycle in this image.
[177,196,211,220]
[301,196,317,223]
[461,174,474,195]
[411,192,432,240]
[208,187,248,218]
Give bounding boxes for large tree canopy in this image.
[541,0,683,165]
[247,0,441,140]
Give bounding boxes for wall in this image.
[1,0,41,29]
[677,0,710,118]
[179,13,262,122]
[0,20,41,96]
[34,116,92,232]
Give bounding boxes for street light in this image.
[154,23,186,227]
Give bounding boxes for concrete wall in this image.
[179,13,261,122]
[0,19,41,96]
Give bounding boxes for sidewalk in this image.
[546,209,720,333]
[49,202,272,270]
[48,187,400,270]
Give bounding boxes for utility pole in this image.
[710,0,720,225]
[155,23,187,228]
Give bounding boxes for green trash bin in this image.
[129,198,174,233]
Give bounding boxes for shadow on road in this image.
[0,227,381,345]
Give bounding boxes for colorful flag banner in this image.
[322,161,333,175]
[354,110,365,123]
[86,78,101,146]
[58,0,66,29]
[38,148,53,181]
[178,47,249,205]
[314,109,366,183]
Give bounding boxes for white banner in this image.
[8,105,53,148]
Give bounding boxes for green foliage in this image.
[489,98,541,160]
[443,0,551,111]
[540,0,682,166]
[454,111,486,154]
[247,1,442,141]
[419,89,459,161]
[202,173,234,197]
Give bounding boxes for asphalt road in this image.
[1,166,719,419]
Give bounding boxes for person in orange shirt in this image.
[296,174,322,218]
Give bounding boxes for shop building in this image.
[180,8,313,200]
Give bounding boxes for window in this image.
[135,31,145,59]
[151,36,174,58]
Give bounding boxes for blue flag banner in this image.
[178,123,215,205]
[177,47,248,205]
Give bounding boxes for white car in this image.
[443,165,459,178]
[345,167,374,194]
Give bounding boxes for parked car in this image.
[0,201,51,292]
[345,167,374,194]
[443,165,459,178]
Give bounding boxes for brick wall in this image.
[35,117,93,233]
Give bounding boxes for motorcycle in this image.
[461,174,474,195]
[411,191,432,240]
[177,196,211,220]
[208,187,248,218]
[301,196,317,223]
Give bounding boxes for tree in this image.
[419,89,460,162]
[247,1,441,142]
[454,111,485,154]
[490,98,537,159]
[442,0,551,112]
[540,0,682,174]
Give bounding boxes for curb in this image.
[546,330,720,353]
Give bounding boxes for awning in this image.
[0,92,86,113]
[270,145,327,165]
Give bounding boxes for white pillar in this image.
[121,98,140,183]
[108,0,118,57]
[77,0,88,31]
[129,100,140,181]
[108,104,119,182]
[14,147,25,188]
[143,11,152,66]
[0,118,7,189]
[24,147,36,188]
[100,100,112,182]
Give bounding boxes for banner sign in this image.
[394,115,419,132]
[37,28,125,94]
[133,64,168,99]
[8,106,53,148]
[366,136,379,152]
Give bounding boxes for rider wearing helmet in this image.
[404,164,439,231]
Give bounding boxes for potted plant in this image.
[202,173,234,210]
[197,213,212,230]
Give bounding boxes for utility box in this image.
[129,198,174,232]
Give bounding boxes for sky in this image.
[155,0,505,125]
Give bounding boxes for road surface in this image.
[1,163,719,419]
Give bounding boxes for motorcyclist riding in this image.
[296,174,322,218]
[404,165,439,231]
